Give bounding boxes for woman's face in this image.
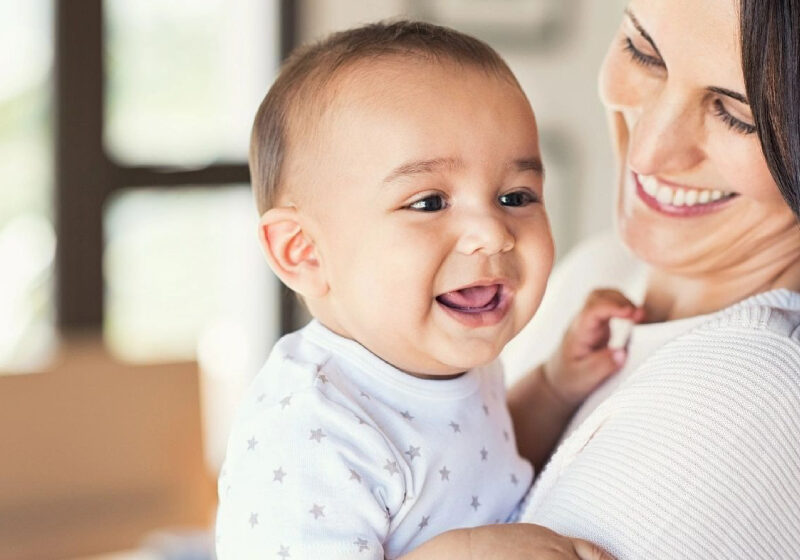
[600,0,799,277]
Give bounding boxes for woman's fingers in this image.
[572,538,617,560]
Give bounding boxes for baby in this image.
[216,20,638,560]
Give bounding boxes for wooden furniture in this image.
[0,334,216,560]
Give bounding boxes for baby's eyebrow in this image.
[513,157,544,176]
[382,156,543,184]
[383,157,463,184]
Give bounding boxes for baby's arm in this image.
[400,523,615,560]
[215,389,400,560]
[508,289,644,471]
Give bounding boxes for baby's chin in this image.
[437,321,531,370]
[431,340,508,375]
[388,339,503,378]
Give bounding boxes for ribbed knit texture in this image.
[521,289,800,560]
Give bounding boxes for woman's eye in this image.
[713,99,757,135]
[622,37,665,69]
[499,191,538,207]
[407,194,447,212]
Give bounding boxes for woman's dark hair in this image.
[740,1,800,218]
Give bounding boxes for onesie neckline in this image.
[302,320,484,400]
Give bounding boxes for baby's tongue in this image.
[438,285,498,309]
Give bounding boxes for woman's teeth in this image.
[639,175,734,207]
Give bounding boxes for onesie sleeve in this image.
[215,386,406,560]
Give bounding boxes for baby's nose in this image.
[455,212,515,256]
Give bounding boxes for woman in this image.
[411,0,799,558]
[506,0,800,558]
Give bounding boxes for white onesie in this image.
[215,320,533,559]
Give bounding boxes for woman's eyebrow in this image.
[708,86,749,105]
[624,8,663,59]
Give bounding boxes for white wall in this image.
[298,0,628,258]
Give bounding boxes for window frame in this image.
[54,0,298,336]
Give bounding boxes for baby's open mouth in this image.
[436,284,502,313]
[435,283,512,328]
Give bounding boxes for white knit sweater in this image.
[520,289,800,560]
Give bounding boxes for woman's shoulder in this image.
[701,288,800,342]
[632,290,800,416]
[651,289,800,367]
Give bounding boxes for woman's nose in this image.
[626,87,705,176]
[454,210,515,256]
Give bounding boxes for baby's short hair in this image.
[250,20,519,214]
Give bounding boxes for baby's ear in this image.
[258,208,328,298]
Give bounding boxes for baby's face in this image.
[293,60,554,377]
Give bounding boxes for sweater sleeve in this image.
[525,323,800,560]
[215,387,406,560]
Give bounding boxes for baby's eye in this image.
[407,194,447,212]
[499,190,538,207]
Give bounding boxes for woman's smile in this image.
[631,170,739,217]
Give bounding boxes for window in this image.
[101,0,281,372]
[0,0,56,373]
[100,0,285,468]
[104,0,277,166]
[47,0,286,367]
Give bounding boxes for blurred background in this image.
[0,0,625,558]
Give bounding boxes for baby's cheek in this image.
[521,222,555,273]
[516,230,554,314]
[368,250,432,302]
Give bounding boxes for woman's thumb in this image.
[572,538,616,560]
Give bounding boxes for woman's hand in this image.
[401,523,615,560]
[544,289,646,407]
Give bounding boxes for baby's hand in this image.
[544,289,645,407]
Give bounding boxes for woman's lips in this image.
[633,171,738,217]
[435,283,512,328]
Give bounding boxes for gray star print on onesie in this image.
[214,320,533,559]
